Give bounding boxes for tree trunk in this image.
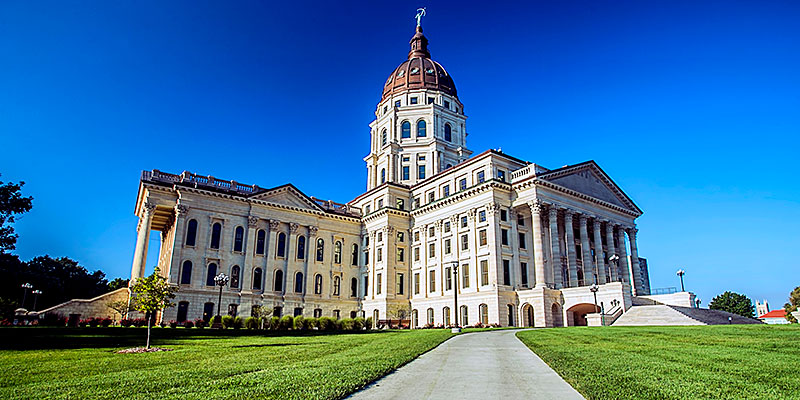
[146,318,151,349]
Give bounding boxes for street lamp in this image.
[695,298,701,308]
[608,255,620,282]
[20,283,33,309]
[451,262,461,332]
[676,269,686,292]
[590,284,600,314]
[31,290,42,310]
[214,273,230,318]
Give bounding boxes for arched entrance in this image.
[567,303,599,326]
[521,303,535,327]
[551,303,563,327]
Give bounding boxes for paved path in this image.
[347,329,584,400]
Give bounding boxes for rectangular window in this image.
[461,234,469,251]
[395,100,401,107]
[428,192,435,203]
[521,262,528,286]
[397,248,404,262]
[410,97,418,105]
[427,97,434,104]
[429,226,435,237]
[414,273,420,294]
[397,232,404,242]
[429,270,436,292]
[414,197,420,209]
[377,199,383,209]
[477,170,485,183]
[364,251,369,265]
[444,100,450,109]
[397,273,404,294]
[518,214,524,226]
[459,178,467,191]
[519,233,526,249]
[402,156,410,162]
[445,267,452,291]
[414,246,420,261]
[402,166,410,180]
[418,155,426,160]
[414,231,420,242]
[429,243,436,257]
[461,216,468,228]
[418,165,426,180]
[377,248,382,262]
[479,229,487,246]
[443,185,450,197]
[397,198,405,210]
[378,232,383,242]
[376,273,382,295]
[444,239,451,254]
[497,170,506,182]
[501,229,509,245]
[365,205,371,214]
[479,210,486,222]
[503,260,511,285]
[462,264,470,288]
[481,260,489,286]
[500,209,508,221]
[444,221,451,233]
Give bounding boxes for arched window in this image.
[230,265,240,289]
[401,121,411,138]
[210,223,222,249]
[351,244,359,266]
[206,263,218,286]
[180,260,192,285]
[443,306,451,326]
[314,274,323,294]
[479,304,489,325]
[253,268,263,290]
[350,277,358,297]
[381,129,387,145]
[333,276,341,296]
[412,309,419,328]
[185,219,198,246]
[461,305,469,327]
[297,236,306,259]
[381,168,386,184]
[417,120,426,137]
[271,269,280,291]
[316,238,324,262]
[233,226,244,252]
[334,241,342,264]
[426,308,434,325]
[444,123,452,142]
[294,272,303,293]
[277,232,286,257]
[256,229,266,255]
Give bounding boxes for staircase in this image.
[613,304,763,326]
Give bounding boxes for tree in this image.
[107,299,135,322]
[708,291,755,318]
[108,278,129,291]
[250,305,273,330]
[784,285,800,323]
[129,268,178,349]
[0,175,34,253]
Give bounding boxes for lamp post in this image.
[451,262,461,333]
[608,255,620,282]
[20,283,33,309]
[590,284,601,326]
[695,298,701,308]
[676,269,686,292]
[214,273,230,318]
[31,290,42,311]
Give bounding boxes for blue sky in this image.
[1,1,798,310]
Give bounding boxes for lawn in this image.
[0,327,453,400]
[517,325,800,400]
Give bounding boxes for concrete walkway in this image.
[347,329,584,400]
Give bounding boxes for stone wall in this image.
[36,288,130,321]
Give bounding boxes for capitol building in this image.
[128,21,650,328]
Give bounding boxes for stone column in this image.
[563,210,578,288]
[509,209,519,288]
[617,226,631,288]
[627,227,642,296]
[265,219,280,293]
[466,209,479,292]
[240,216,258,292]
[130,202,157,282]
[579,215,593,287]
[548,206,562,288]
[593,219,607,284]
[486,202,501,287]
[168,204,189,284]
[605,223,617,282]
[304,226,318,298]
[528,201,546,288]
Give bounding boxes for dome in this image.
[381,26,457,101]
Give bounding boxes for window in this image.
[256,229,266,255]
[414,273,420,294]
[351,277,358,297]
[395,100,401,107]
[334,240,342,264]
[479,229,487,246]
[444,123,452,141]
[402,156,410,162]
[253,267,263,290]
[443,306,451,325]
[443,100,451,109]
[377,199,383,208]
[185,219,197,246]
[413,309,419,327]
[397,247,405,262]
[518,213,524,226]
[377,248,382,262]
[414,231,420,241]
[364,277,369,295]
[333,310,340,320]
[376,273,382,295]
[417,120,427,137]
[397,273,404,294]
[521,262,528,286]
[429,270,436,292]
[414,247,420,261]
[294,307,303,317]
[314,274,323,294]
[397,198,405,210]
[333,276,341,296]
[297,236,306,259]
[429,226,435,237]
[461,305,469,326]
[351,244,359,266]
[418,155,426,161]
[503,260,511,285]
[428,192,435,203]
[381,129,387,145]
[479,304,488,324]
[314,308,322,318]
[418,165,426,179]
[444,222,450,233]
[315,238,324,262]
[481,260,489,286]
[274,306,282,317]
[501,229,509,245]
[461,234,469,251]
[444,239,451,254]
[228,304,238,317]
[397,231,404,242]
[443,185,450,197]
[462,264,470,288]
[381,168,386,184]
[459,178,467,191]
[206,263,217,286]
[427,308,434,325]
[461,216,468,228]
[269,269,278,291]
[501,209,508,221]
[497,170,506,182]
[519,233,526,249]
[401,121,411,138]
[177,301,189,322]
[477,171,485,183]
[429,243,435,257]
[410,97,418,105]
[277,232,286,257]
[180,261,192,285]
[364,250,369,265]
[402,166,410,180]
[231,265,240,289]
[210,223,222,249]
[295,272,303,293]
[365,205,371,214]
[445,267,452,291]
[203,303,214,322]
[479,210,486,222]
[378,232,382,242]
[414,197,420,208]
[427,97,434,104]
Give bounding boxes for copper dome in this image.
[381,26,457,101]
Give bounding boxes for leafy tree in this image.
[251,305,273,329]
[708,291,755,318]
[0,175,34,253]
[784,285,800,323]
[108,278,129,291]
[129,268,178,348]
[106,299,134,322]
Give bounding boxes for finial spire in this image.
[415,8,426,27]
[409,8,430,59]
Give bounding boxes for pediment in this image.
[250,185,322,211]
[540,162,640,213]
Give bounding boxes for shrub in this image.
[245,316,259,330]
[221,315,234,329]
[184,320,194,328]
[279,315,294,330]
[293,316,305,331]
[303,317,317,330]
[120,319,132,327]
[88,318,99,328]
[101,318,112,327]
[209,315,222,327]
[40,312,67,327]
[353,317,365,331]
[132,318,147,327]
[232,316,244,329]
[319,317,339,331]
[340,318,355,331]
[365,317,373,330]
[269,316,280,330]
[78,319,89,328]
[169,320,178,328]
[194,319,206,329]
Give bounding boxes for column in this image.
[605,223,617,282]
[548,206,562,289]
[509,209,519,288]
[304,226,318,298]
[627,227,642,296]
[168,204,190,284]
[593,219,607,284]
[579,215,593,287]
[528,201,546,288]
[564,210,578,288]
[617,226,631,289]
[130,202,156,282]
[241,216,258,292]
[266,219,280,293]
[466,209,479,292]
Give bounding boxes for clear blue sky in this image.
[2,1,798,310]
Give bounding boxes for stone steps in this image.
[613,304,763,326]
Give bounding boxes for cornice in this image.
[516,179,640,217]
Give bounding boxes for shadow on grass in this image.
[231,343,310,348]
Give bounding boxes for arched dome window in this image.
[401,121,411,138]
[444,123,452,142]
[417,120,426,137]
[381,168,386,184]
[381,129,387,146]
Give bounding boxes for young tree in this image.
[784,285,800,323]
[0,175,34,253]
[708,291,755,318]
[251,305,273,330]
[129,268,178,348]
[107,299,135,322]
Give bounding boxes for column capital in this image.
[289,223,299,233]
[578,214,589,225]
[382,225,396,234]
[268,220,280,231]
[175,204,189,216]
[143,202,157,215]
[527,200,544,214]
[247,216,259,228]
[592,219,601,228]
[308,226,319,237]
[547,205,558,218]
[628,227,638,238]
[467,208,477,220]
[486,201,501,215]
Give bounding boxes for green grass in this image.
[516,325,800,400]
[0,327,453,399]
